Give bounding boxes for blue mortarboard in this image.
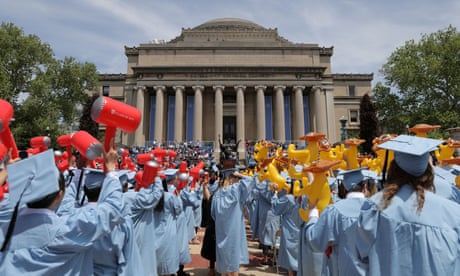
[161,169,178,182]
[378,135,443,177]
[83,168,105,190]
[118,170,130,185]
[221,168,238,178]
[7,150,60,206]
[339,168,366,191]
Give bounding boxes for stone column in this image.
[324,87,337,141]
[235,85,246,159]
[192,85,204,142]
[274,85,286,143]
[173,85,185,142]
[134,86,146,146]
[312,86,327,134]
[213,85,224,155]
[293,86,305,140]
[255,85,266,141]
[153,86,165,142]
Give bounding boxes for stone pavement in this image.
[184,223,288,276]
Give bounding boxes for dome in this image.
[192,18,267,31]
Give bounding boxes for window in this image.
[349,110,359,124]
[102,86,110,96]
[348,85,355,97]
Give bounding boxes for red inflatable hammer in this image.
[0,100,18,159]
[57,134,73,158]
[91,96,141,152]
[71,130,103,160]
[30,136,51,153]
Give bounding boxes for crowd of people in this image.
[1,133,460,276]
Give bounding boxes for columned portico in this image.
[274,85,286,142]
[115,18,373,156]
[153,85,165,141]
[293,85,305,140]
[134,86,146,146]
[173,85,185,142]
[213,85,224,153]
[235,85,246,158]
[192,85,204,142]
[255,85,266,141]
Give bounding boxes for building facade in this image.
[99,18,373,157]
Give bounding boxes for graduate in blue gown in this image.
[356,135,460,275]
[154,170,182,276]
[78,168,144,276]
[211,168,256,276]
[122,171,163,276]
[304,168,377,276]
[0,149,124,275]
[271,183,303,276]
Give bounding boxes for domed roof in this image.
[193,18,267,31]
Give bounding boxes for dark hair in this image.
[27,173,66,209]
[154,178,168,212]
[380,159,434,213]
[338,179,368,199]
[83,186,102,202]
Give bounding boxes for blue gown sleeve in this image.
[271,192,295,216]
[305,205,341,252]
[51,171,124,251]
[130,177,163,211]
[237,176,256,204]
[355,199,379,269]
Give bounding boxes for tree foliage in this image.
[0,22,99,149]
[359,93,379,155]
[375,25,460,135]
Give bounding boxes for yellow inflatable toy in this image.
[435,138,460,166]
[343,138,366,170]
[408,123,441,137]
[318,137,346,170]
[298,160,341,222]
[299,132,327,163]
[287,143,310,165]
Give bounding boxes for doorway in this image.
[223,116,236,144]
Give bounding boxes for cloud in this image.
[1,0,458,83]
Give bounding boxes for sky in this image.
[1,0,459,86]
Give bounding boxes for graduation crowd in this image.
[1,133,460,276]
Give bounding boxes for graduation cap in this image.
[378,135,443,177]
[161,168,178,182]
[338,168,366,191]
[118,170,131,185]
[83,168,105,190]
[7,149,60,207]
[2,149,60,252]
[220,168,240,178]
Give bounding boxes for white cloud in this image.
[1,0,458,83]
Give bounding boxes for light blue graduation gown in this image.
[433,166,460,203]
[154,191,182,275]
[357,185,460,275]
[177,190,193,265]
[0,172,123,275]
[193,185,203,228]
[180,186,201,241]
[123,178,163,276]
[305,195,368,276]
[271,192,302,272]
[259,181,280,246]
[211,176,255,274]
[298,194,326,276]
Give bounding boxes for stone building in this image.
[98,18,373,158]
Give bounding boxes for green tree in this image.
[376,25,460,134]
[0,23,99,149]
[79,93,100,139]
[359,93,379,155]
